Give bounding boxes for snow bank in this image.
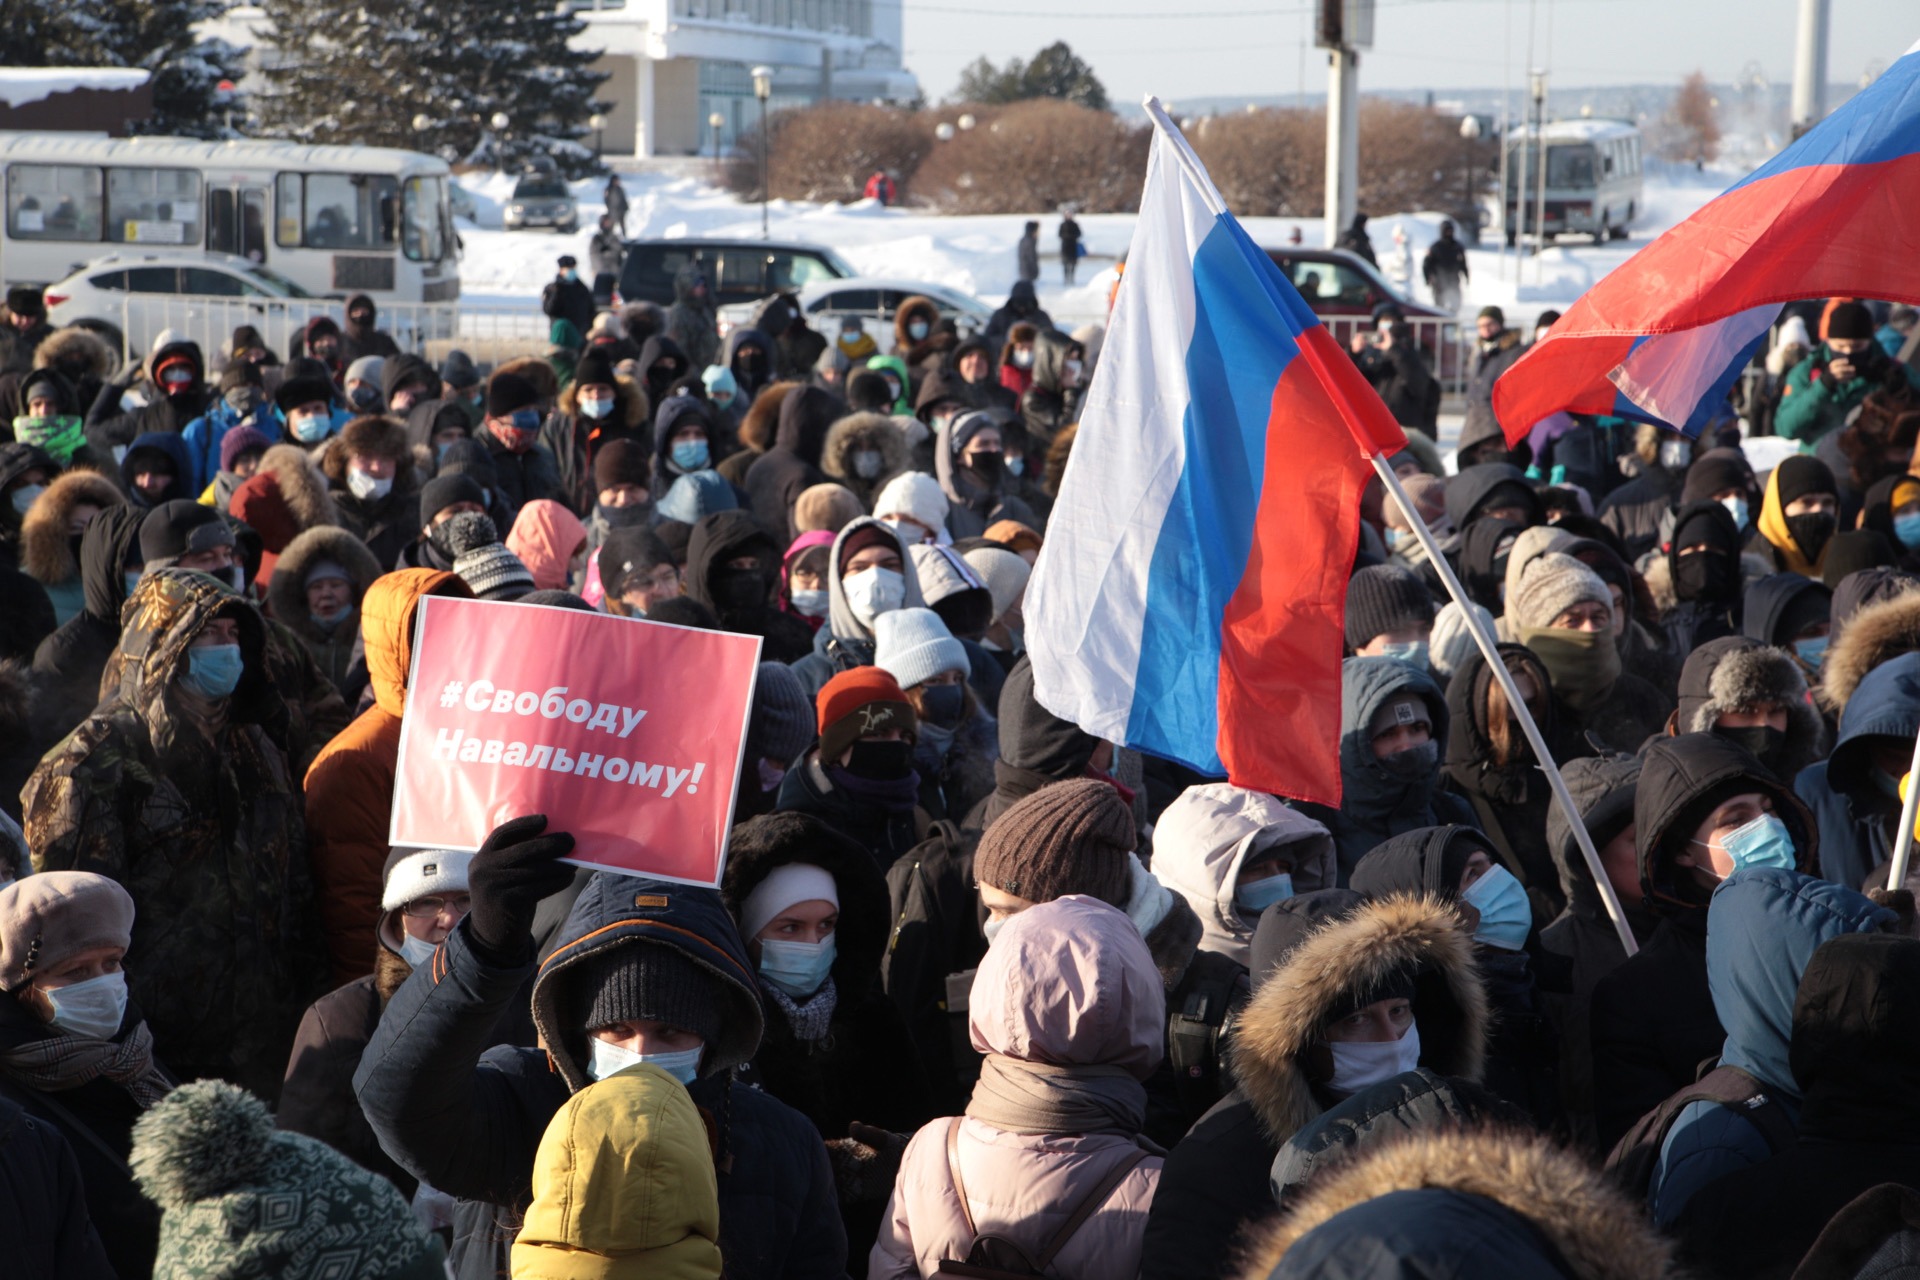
[0,68,151,110]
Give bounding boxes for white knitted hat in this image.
[381,850,474,912]
[963,546,1031,622]
[874,607,969,690]
[873,471,949,539]
[740,863,839,941]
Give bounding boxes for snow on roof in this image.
[0,68,151,110]
[1512,118,1640,143]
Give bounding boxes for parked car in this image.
[1265,247,1463,382]
[616,238,856,310]
[716,278,993,350]
[504,175,577,233]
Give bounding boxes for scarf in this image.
[823,763,921,813]
[0,1019,172,1108]
[761,975,838,1044]
[966,1054,1146,1138]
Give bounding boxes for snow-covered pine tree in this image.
[257,0,609,177]
[0,0,246,139]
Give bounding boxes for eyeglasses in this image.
[401,894,471,919]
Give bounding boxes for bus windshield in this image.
[1507,144,1599,191]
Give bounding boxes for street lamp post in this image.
[1530,69,1549,276]
[1457,114,1482,242]
[708,111,725,162]
[490,111,511,169]
[751,66,773,241]
[589,112,606,160]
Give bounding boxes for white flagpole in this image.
[1885,727,1920,891]
[1372,455,1640,956]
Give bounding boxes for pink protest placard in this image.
[389,596,762,885]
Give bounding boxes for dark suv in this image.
[617,239,856,309]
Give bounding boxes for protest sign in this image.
[389,596,761,885]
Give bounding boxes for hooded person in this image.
[906,542,1005,706]
[1823,384,1920,525]
[505,499,589,593]
[651,392,724,492]
[1820,574,1920,712]
[543,346,652,517]
[745,384,837,546]
[405,397,475,475]
[1754,454,1842,578]
[1668,635,1826,782]
[1674,931,1920,1278]
[776,666,926,870]
[875,606,1000,823]
[965,653,1103,833]
[666,265,721,373]
[779,529,836,631]
[890,294,952,380]
[790,516,928,696]
[869,896,1164,1280]
[722,814,934,1262]
[342,355,387,415]
[0,871,171,1280]
[230,443,338,566]
[1743,570,1833,682]
[21,570,326,1103]
[721,327,776,404]
[323,413,420,568]
[935,410,1038,542]
[20,325,116,451]
[1507,550,1672,752]
[84,332,214,465]
[873,470,951,549]
[657,469,740,525]
[266,526,383,694]
[1588,733,1818,1150]
[1538,753,1655,1146]
[963,543,1031,662]
[339,292,402,363]
[278,847,481,1198]
[1017,329,1084,450]
[118,430,193,511]
[1442,461,1541,533]
[1661,497,1748,657]
[1858,472,1920,573]
[1639,867,1895,1227]
[302,569,475,985]
[684,509,815,664]
[17,468,122,626]
[1452,515,1522,615]
[1350,827,1559,1128]
[1796,649,1920,891]
[1293,656,1477,880]
[1236,1125,1683,1280]
[30,504,145,735]
[11,364,94,473]
[821,411,910,510]
[860,356,913,417]
[353,823,845,1280]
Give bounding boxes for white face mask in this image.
[1012,348,1034,369]
[586,1037,703,1085]
[44,971,129,1040]
[841,565,906,626]
[853,449,884,479]
[398,933,438,968]
[1327,1019,1421,1095]
[347,467,393,501]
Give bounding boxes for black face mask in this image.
[845,739,914,781]
[598,502,652,529]
[710,570,769,613]
[1713,724,1788,775]
[966,451,1004,484]
[1787,511,1837,563]
[1674,549,1735,602]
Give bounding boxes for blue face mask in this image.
[920,682,965,727]
[586,1037,703,1085]
[1714,812,1798,873]
[180,642,244,699]
[1005,456,1025,477]
[1460,863,1531,951]
[671,440,710,471]
[1235,872,1293,916]
[1722,495,1751,531]
[758,936,836,999]
[510,408,542,433]
[1897,512,1920,550]
[1379,640,1429,670]
[788,587,828,618]
[289,412,332,444]
[1795,635,1829,670]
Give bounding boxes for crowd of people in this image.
[1,265,1920,1280]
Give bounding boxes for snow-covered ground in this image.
[453,159,1742,337]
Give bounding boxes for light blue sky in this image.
[902,0,1914,108]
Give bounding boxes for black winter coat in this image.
[480,427,565,510]
[1137,1092,1279,1280]
[330,485,420,572]
[776,755,924,872]
[744,386,836,547]
[31,505,145,740]
[355,875,846,1280]
[1588,908,1718,1150]
[0,1092,114,1279]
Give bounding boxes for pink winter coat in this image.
[869,896,1165,1280]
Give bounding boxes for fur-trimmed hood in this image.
[253,444,337,531]
[737,380,799,455]
[265,524,385,632]
[32,326,117,381]
[19,469,122,585]
[1228,894,1488,1144]
[1673,635,1826,778]
[819,411,909,490]
[1239,1126,1682,1279]
[1822,587,1920,715]
[557,372,649,433]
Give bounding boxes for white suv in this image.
[44,250,334,363]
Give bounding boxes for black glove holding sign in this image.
[464,814,577,967]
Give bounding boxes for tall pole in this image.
[1791,0,1829,138]
[1532,71,1549,281]
[1499,0,1513,280]
[1324,46,1358,248]
[758,94,769,241]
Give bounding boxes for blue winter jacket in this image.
[1794,652,1920,891]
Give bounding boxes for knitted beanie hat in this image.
[963,546,1031,622]
[419,473,486,527]
[569,943,725,1052]
[1507,551,1610,630]
[0,872,134,992]
[974,778,1136,908]
[1344,564,1436,649]
[816,666,917,762]
[1430,599,1497,680]
[445,513,535,602]
[874,607,969,690]
[1826,301,1874,341]
[219,425,272,474]
[1774,455,1837,509]
[593,439,652,492]
[748,661,816,768]
[132,1081,445,1280]
[873,471,949,536]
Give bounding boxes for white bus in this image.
[0,134,459,303]
[1503,119,1643,244]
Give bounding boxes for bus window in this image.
[107,168,202,246]
[298,173,399,250]
[1546,147,1596,189]
[209,187,268,261]
[276,173,303,248]
[401,176,446,262]
[7,165,103,241]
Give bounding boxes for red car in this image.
[1265,247,1463,383]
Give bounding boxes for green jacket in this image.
[1775,343,1920,441]
[23,569,326,1102]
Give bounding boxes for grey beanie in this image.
[571,943,725,1049]
[1507,551,1611,631]
[1344,564,1436,649]
[748,662,816,768]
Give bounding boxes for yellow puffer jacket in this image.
[511,1063,723,1280]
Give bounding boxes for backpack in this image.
[936,1117,1146,1279]
[1603,1063,1798,1198]
[1166,951,1249,1122]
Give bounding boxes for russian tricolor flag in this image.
[1494,36,1920,440]
[1026,102,1405,807]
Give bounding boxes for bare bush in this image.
[1656,71,1721,164]
[1357,100,1496,215]
[725,102,935,203]
[912,99,1149,214]
[1191,109,1324,216]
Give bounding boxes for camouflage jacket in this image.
[23,569,327,1102]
